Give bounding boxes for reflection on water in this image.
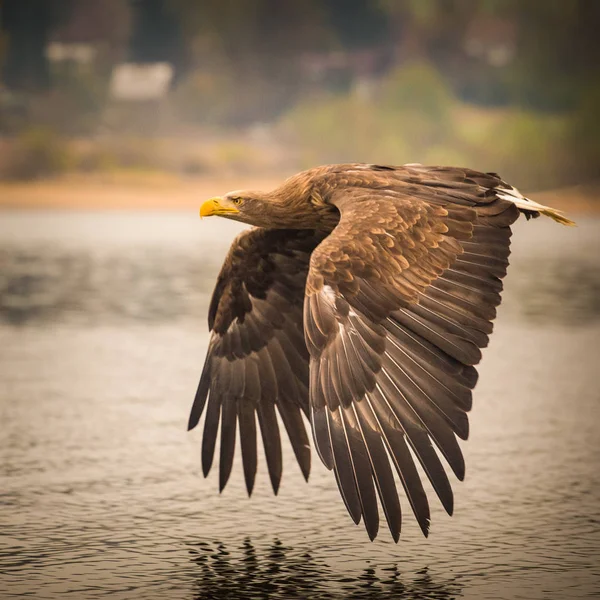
[1,228,600,326]
[0,245,209,324]
[1,212,600,599]
[186,538,461,599]
[515,259,600,324]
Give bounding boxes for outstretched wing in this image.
[189,228,324,495]
[304,171,519,541]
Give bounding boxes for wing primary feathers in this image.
[202,392,221,478]
[340,405,380,541]
[277,399,311,481]
[392,308,482,366]
[188,352,211,431]
[257,399,283,495]
[353,402,402,542]
[410,300,489,349]
[310,402,334,470]
[385,336,470,441]
[377,370,456,515]
[418,289,494,336]
[327,407,362,525]
[238,400,258,496]
[386,326,474,412]
[428,282,497,322]
[384,316,477,387]
[365,391,431,536]
[219,395,237,492]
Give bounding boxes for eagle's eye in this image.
[232,197,243,206]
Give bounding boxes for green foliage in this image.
[13,65,110,136]
[171,72,235,125]
[567,83,600,181]
[379,62,454,157]
[281,95,376,164]
[4,55,598,190]
[381,62,453,118]
[472,110,571,188]
[281,63,457,166]
[102,138,165,171]
[4,127,74,180]
[210,140,268,174]
[45,66,107,134]
[280,60,600,189]
[280,62,457,167]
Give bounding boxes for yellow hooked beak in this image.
[199,197,240,218]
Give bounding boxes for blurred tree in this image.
[169,0,332,124]
[0,0,71,91]
[379,0,600,110]
[120,0,600,123]
[128,0,187,84]
[52,0,131,69]
[1,0,598,140]
[323,0,389,49]
[506,0,600,109]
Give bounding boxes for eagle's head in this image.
[200,190,268,226]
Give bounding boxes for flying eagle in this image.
[188,163,573,542]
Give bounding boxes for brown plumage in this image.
[189,162,574,542]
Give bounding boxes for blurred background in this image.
[0,0,599,196]
[1,2,600,599]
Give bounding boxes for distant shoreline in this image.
[0,174,598,215]
[0,173,284,211]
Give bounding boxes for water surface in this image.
[1,211,599,599]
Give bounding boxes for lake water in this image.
[1,211,599,599]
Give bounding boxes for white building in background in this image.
[103,62,175,134]
[109,62,173,102]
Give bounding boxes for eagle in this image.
[188,163,574,542]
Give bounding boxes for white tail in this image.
[496,186,576,226]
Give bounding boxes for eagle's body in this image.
[189,163,573,542]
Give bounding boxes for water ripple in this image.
[1,212,599,599]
